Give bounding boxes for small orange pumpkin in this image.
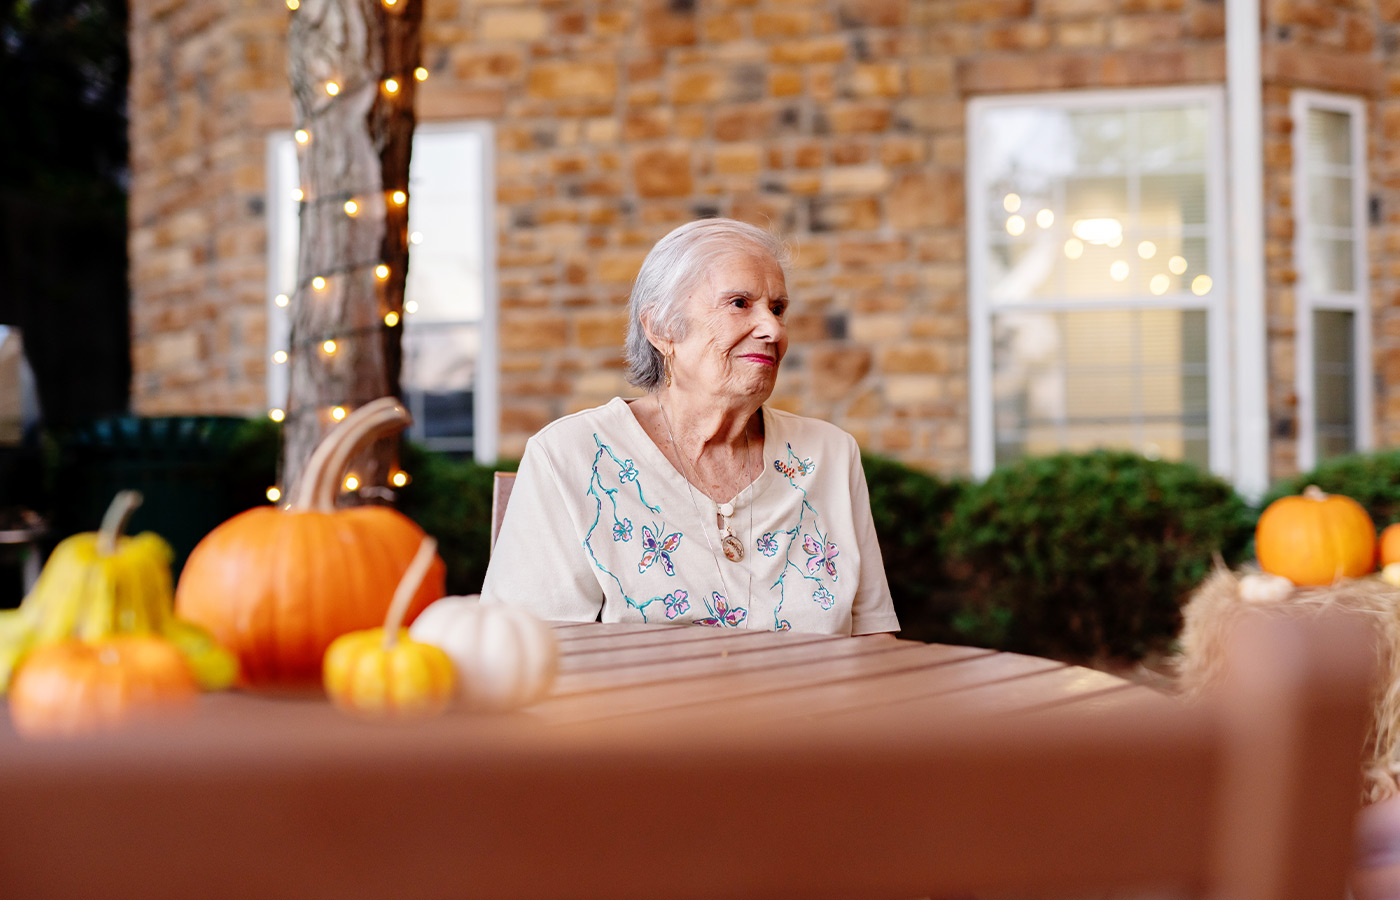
[9,636,198,739]
[174,398,445,687]
[1255,485,1376,586]
[323,536,454,718]
[1380,524,1400,568]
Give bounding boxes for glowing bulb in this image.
[324,81,340,96]
[1003,193,1021,213]
[1005,216,1025,237]
[272,350,288,364]
[344,199,359,215]
[1036,209,1054,228]
[344,474,360,491]
[294,129,310,144]
[414,67,428,81]
[391,190,407,205]
[1107,234,1123,248]
[384,78,400,94]
[1150,274,1170,295]
[1109,261,1129,282]
[322,339,337,355]
[285,0,298,9]
[268,408,286,422]
[1071,218,1122,245]
[391,471,409,487]
[331,406,347,420]
[1138,241,1157,260]
[383,0,396,6]
[1192,275,1213,296]
[1169,255,1188,275]
[274,293,290,307]
[291,188,304,202]
[375,264,390,279]
[404,299,419,314]
[384,312,400,327]
[409,231,423,244]
[312,276,327,291]
[1064,238,1084,260]
[266,487,282,502]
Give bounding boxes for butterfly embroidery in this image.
[663,590,689,619]
[803,534,839,579]
[695,592,746,628]
[638,525,682,575]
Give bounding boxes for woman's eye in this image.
[771,304,786,317]
[730,296,748,308]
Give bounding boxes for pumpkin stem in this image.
[382,536,438,651]
[97,491,143,557]
[1303,484,1327,501]
[291,397,413,512]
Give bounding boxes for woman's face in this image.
[664,249,789,404]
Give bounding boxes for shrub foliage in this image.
[942,450,1253,663]
[1263,448,1400,532]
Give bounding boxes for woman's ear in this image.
[640,313,671,358]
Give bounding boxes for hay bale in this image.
[1177,565,1400,804]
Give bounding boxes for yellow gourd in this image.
[323,536,454,718]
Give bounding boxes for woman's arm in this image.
[480,438,604,622]
[845,436,901,636]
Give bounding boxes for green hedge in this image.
[1262,448,1400,532]
[941,451,1253,663]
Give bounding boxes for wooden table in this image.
[0,624,1198,899]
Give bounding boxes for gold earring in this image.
[663,350,674,388]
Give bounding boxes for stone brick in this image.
[715,106,777,141]
[838,239,908,266]
[835,0,906,28]
[889,172,964,229]
[822,166,892,194]
[754,10,813,38]
[770,37,848,64]
[985,22,1052,51]
[478,8,548,41]
[810,346,872,396]
[527,61,618,100]
[670,68,724,104]
[641,8,697,47]
[576,311,629,348]
[770,68,804,97]
[880,343,957,374]
[713,144,762,174]
[632,147,693,197]
[848,63,903,97]
[823,104,891,133]
[1110,15,1183,46]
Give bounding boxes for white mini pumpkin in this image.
[407,595,559,712]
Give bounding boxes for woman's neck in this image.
[652,386,761,455]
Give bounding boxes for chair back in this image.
[490,471,515,553]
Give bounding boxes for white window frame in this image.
[1291,90,1372,470]
[263,121,499,463]
[966,86,1233,480]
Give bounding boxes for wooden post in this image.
[283,0,421,501]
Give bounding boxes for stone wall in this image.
[127,0,1396,476]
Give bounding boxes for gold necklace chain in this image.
[656,396,754,620]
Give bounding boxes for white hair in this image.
[624,218,791,391]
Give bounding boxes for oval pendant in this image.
[721,533,745,562]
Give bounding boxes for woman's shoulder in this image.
[765,406,860,453]
[526,397,637,453]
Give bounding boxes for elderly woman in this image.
[481,219,899,635]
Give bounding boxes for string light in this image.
[331,406,347,420]
[266,487,282,502]
[322,339,337,355]
[324,82,340,96]
[414,67,428,81]
[294,129,310,144]
[404,300,418,314]
[384,312,400,327]
[269,408,286,422]
[285,0,298,9]
[382,0,397,7]
[391,471,409,488]
[391,190,407,205]
[291,188,304,202]
[409,231,423,245]
[274,293,290,308]
[312,276,327,291]
[344,474,360,491]
[384,78,400,94]
[344,199,359,215]
[375,264,390,279]
[272,350,288,364]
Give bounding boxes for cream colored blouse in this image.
[481,398,900,636]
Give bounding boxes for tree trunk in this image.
[283,0,421,502]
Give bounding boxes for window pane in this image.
[992,309,1210,466]
[1307,108,1352,167]
[1313,309,1355,460]
[1308,174,1354,229]
[1306,238,1356,295]
[1141,173,1207,228]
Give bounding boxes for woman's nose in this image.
[751,305,785,340]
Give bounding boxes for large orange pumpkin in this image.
[1380,523,1400,568]
[1255,485,1376,586]
[174,398,445,687]
[9,636,198,739]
